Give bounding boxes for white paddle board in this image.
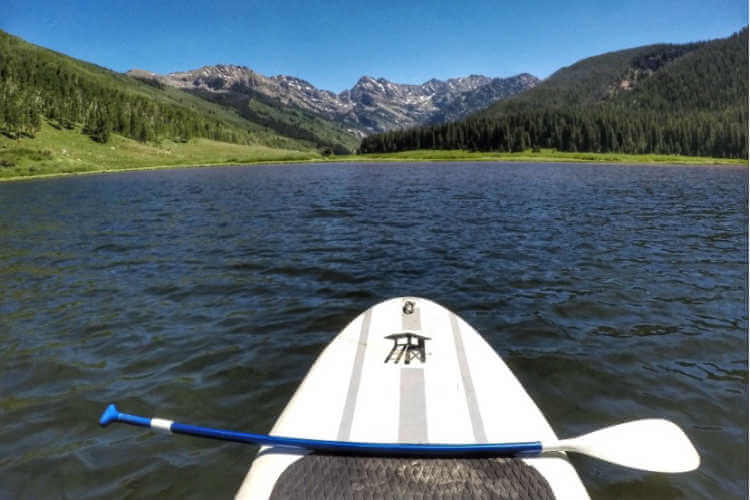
[236,297,589,499]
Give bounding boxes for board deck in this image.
[236,297,589,499]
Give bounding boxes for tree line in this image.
[359,108,748,158]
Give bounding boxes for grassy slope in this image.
[0,122,319,179]
[184,87,361,153]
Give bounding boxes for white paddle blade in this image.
[553,419,700,473]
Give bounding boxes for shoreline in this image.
[1,152,746,183]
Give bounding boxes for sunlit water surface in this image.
[0,162,746,499]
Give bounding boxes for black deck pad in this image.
[269,455,556,499]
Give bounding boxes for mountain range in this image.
[127,66,538,147]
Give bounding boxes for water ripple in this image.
[0,162,746,499]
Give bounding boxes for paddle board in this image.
[236,297,589,499]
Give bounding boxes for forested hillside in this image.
[0,30,311,150]
[360,29,748,158]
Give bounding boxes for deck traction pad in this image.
[269,455,556,499]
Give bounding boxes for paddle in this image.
[99,403,699,473]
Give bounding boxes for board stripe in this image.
[398,368,428,442]
[337,309,372,441]
[450,313,487,443]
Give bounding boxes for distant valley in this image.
[0,26,745,180]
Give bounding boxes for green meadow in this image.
[351,149,747,165]
[0,123,320,180]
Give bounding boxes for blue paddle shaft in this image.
[99,404,542,458]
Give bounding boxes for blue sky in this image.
[2,0,747,92]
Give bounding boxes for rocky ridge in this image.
[127,66,539,135]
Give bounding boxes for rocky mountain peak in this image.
[131,64,539,135]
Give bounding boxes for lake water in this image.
[0,162,746,499]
